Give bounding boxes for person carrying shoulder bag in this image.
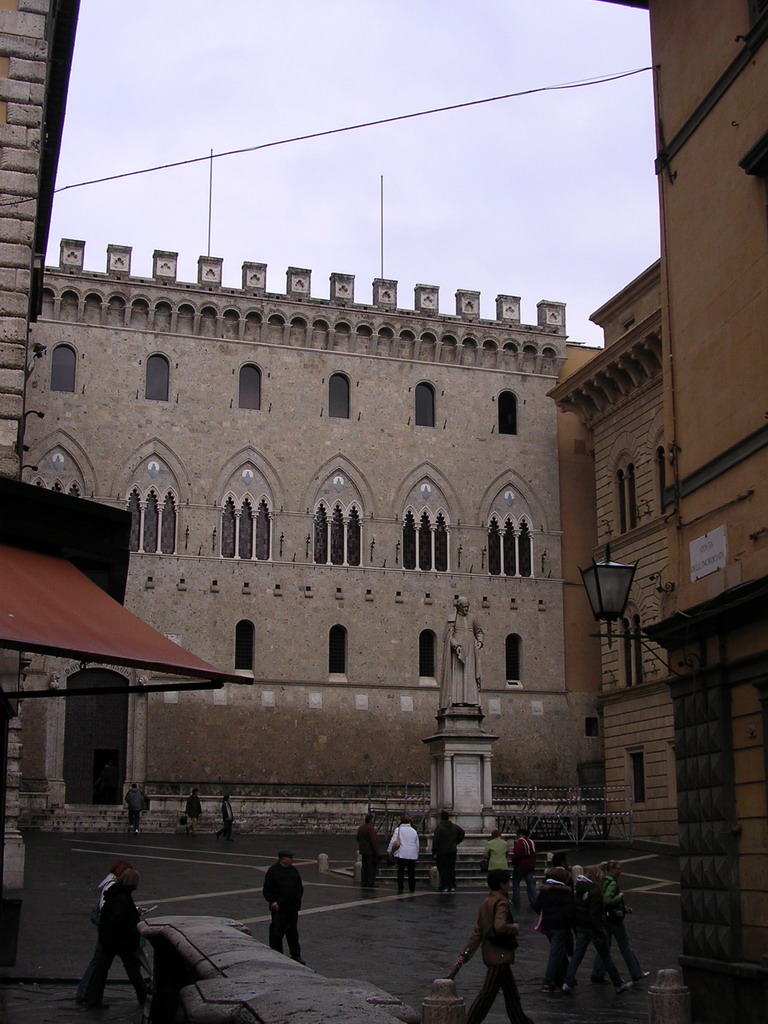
[454,869,533,1024]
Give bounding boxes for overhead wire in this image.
[0,66,653,209]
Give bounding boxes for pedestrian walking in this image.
[215,793,234,840]
[83,868,148,1009]
[184,788,202,835]
[124,783,145,833]
[387,815,420,894]
[510,828,537,909]
[262,848,306,964]
[356,814,380,888]
[75,858,133,1005]
[591,860,650,984]
[453,869,534,1024]
[432,809,465,892]
[532,865,574,992]
[562,865,632,996]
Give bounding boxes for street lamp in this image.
[580,545,636,642]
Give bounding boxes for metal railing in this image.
[491,785,633,843]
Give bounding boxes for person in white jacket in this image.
[388,815,420,893]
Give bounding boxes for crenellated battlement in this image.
[53,238,567,336]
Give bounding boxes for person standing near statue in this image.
[432,810,465,892]
[440,596,484,709]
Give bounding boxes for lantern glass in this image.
[580,557,636,622]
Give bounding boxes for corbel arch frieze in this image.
[301,452,377,518]
[27,429,99,497]
[111,438,191,504]
[211,446,285,510]
[392,462,463,523]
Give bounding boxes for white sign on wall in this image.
[690,525,727,581]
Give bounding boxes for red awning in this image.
[0,544,244,684]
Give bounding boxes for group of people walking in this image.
[355,815,650,1024]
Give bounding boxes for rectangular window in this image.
[585,716,599,737]
[630,750,646,803]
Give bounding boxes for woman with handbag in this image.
[590,860,650,984]
[454,869,534,1024]
[387,815,419,894]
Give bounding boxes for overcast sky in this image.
[47,0,657,346]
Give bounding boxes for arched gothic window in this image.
[221,498,236,558]
[329,625,347,675]
[255,499,271,560]
[238,365,261,409]
[402,511,417,569]
[315,503,362,565]
[329,373,350,418]
[127,488,177,554]
[498,391,517,435]
[488,516,529,576]
[51,344,76,392]
[402,509,449,572]
[145,354,169,401]
[415,382,435,426]
[239,499,254,559]
[234,620,254,671]
[221,496,271,560]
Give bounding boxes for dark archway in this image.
[63,668,129,804]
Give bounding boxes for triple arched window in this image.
[487,517,532,577]
[127,489,177,554]
[402,510,448,571]
[314,503,361,565]
[221,497,271,559]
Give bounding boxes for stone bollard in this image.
[317,853,330,874]
[422,978,465,1024]
[648,968,691,1024]
[353,853,361,882]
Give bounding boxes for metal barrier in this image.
[492,785,633,843]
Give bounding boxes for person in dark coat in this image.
[215,793,234,840]
[83,868,146,1008]
[532,866,574,992]
[562,866,631,995]
[262,848,305,964]
[356,814,380,888]
[432,809,466,892]
[185,787,202,835]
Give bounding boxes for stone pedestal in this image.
[423,706,498,834]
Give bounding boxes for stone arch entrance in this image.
[63,668,129,804]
